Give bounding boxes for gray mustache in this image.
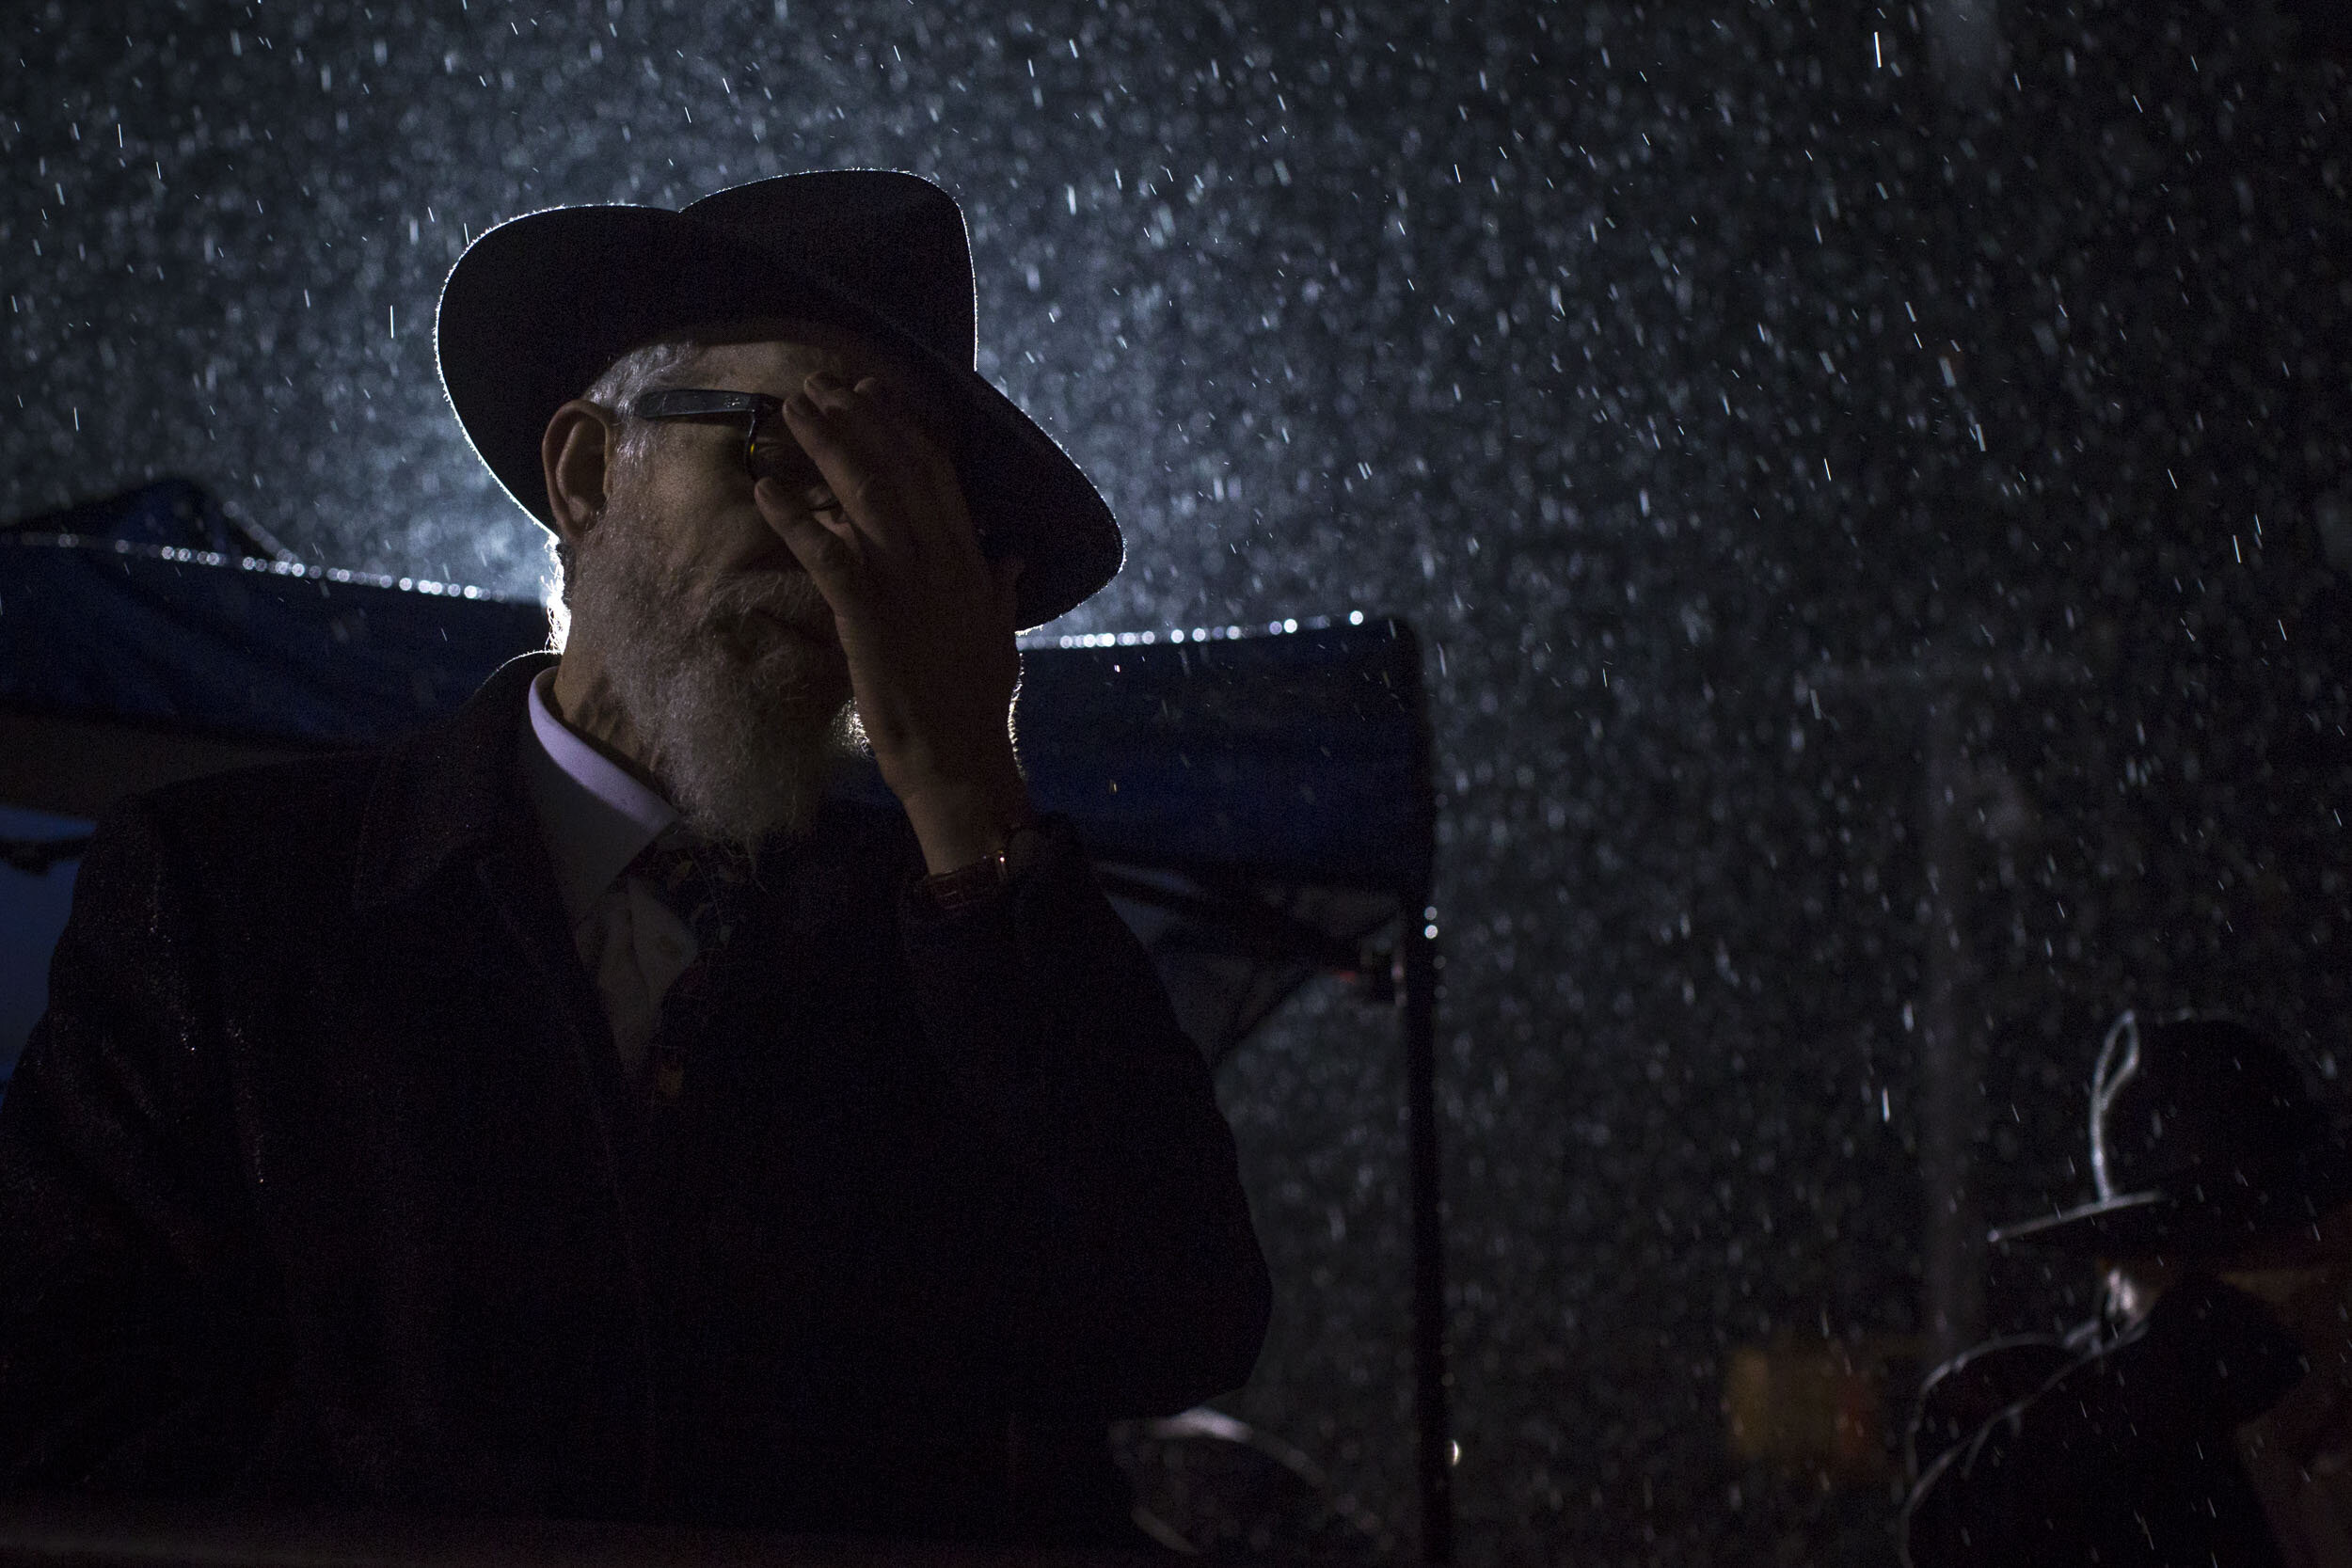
[702,571,834,637]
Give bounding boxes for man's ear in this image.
[542,399,618,547]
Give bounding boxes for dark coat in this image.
[1901,1275,2307,1568]
[0,653,1270,1544]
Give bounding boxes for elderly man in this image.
[0,171,1269,1545]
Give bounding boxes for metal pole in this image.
[1918,701,1983,1369]
[1401,900,1453,1564]
[1811,657,2076,1369]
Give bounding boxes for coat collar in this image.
[353,651,556,912]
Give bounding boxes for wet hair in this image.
[549,338,705,610]
[581,339,703,459]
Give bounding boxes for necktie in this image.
[627,825,755,1104]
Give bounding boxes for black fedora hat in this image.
[436,168,1121,630]
[1989,1011,2352,1257]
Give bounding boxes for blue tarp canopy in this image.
[0,480,1433,1076]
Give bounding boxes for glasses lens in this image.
[746,411,822,487]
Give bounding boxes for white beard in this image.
[565,502,858,848]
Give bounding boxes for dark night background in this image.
[6,0,2351,1560]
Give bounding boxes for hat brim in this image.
[1990,1140,2352,1256]
[437,200,1120,630]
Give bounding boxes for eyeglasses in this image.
[629,388,817,486]
[628,385,995,551]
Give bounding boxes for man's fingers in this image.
[757,478,861,607]
[782,385,917,561]
[850,376,963,512]
[801,374,936,501]
[792,373,977,568]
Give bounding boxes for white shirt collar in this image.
[520,665,677,925]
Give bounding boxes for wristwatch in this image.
[920,822,1041,911]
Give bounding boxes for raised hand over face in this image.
[544,320,1027,870]
[760,361,1030,870]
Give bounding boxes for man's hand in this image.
[758,370,1030,875]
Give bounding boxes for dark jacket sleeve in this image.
[0,798,279,1495]
[893,816,1271,1419]
[1900,1275,2304,1568]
